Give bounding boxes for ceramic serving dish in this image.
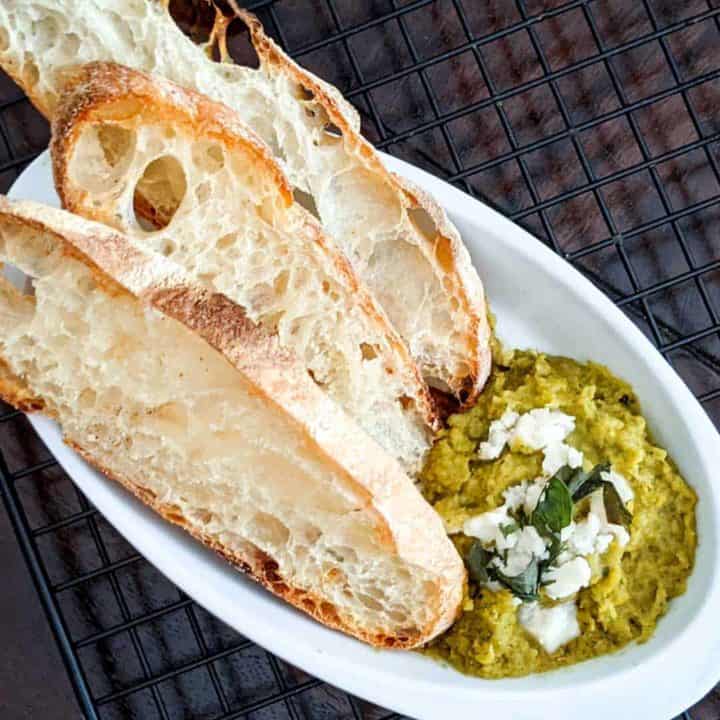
[9,151,720,720]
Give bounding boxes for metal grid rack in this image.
[1,0,719,718]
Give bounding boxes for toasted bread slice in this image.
[0,0,491,401]
[0,197,464,648]
[51,62,437,476]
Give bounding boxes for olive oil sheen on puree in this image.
[420,351,697,678]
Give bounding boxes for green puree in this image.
[419,350,697,678]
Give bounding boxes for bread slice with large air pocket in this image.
[0,0,492,402]
[0,196,464,648]
[51,62,438,476]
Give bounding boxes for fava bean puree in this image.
[420,351,696,678]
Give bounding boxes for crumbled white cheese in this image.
[560,522,576,543]
[478,408,576,461]
[543,557,592,599]
[601,469,635,504]
[522,478,547,516]
[589,490,630,549]
[518,601,580,653]
[477,409,519,459]
[502,481,529,511]
[588,487,606,522]
[463,506,512,547]
[609,524,630,547]
[565,489,630,558]
[568,512,601,556]
[542,442,583,476]
[464,475,632,577]
[477,407,584,481]
[515,526,549,559]
[594,532,614,555]
[500,477,548,517]
[492,526,549,576]
[511,409,575,451]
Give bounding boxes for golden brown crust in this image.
[50,61,439,433]
[0,359,44,412]
[0,54,54,120]
[50,61,293,209]
[0,204,132,299]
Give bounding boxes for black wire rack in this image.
[1,1,720,718]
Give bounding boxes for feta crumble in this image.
[543,557,592,599]
[477,409,519,459]
[511,409,575,451]
[589,490,630,548]
[520,478,547,517]
[542,441,583,476]
[518,601,580,653]
[477,407,584,477]
[464,506,514,549]
[491,526,548,576]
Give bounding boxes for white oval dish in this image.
[9,151,720,720]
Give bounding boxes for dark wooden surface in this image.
[1,1,720,718]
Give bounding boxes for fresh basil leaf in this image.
[563,467,590,499]
[568,463,610,502]
[466,541,491,585]
[602,482,633,529]
[493,558,540,601]
[566,462,611,501]
[542,535,566,570]
[553,465,579,488]
[500,521,520,537]
[531,476,573,536]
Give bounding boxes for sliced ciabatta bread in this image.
[51,62,437,477]
[0,197,464,648]
[0,0,491,402]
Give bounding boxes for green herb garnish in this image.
[468,540,540,600]
[561,461,632,530]
[467,540,491,585]
[464,461,632,603]
[494,558,540,601]
[602,482,633,529]
[542,535,567,571]
[531,475,573,536]
[566,462,611,501]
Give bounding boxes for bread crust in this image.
[0,358,44,412]
[51,62,293,208]
[0,197,465,647]
[51,61,440,443]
